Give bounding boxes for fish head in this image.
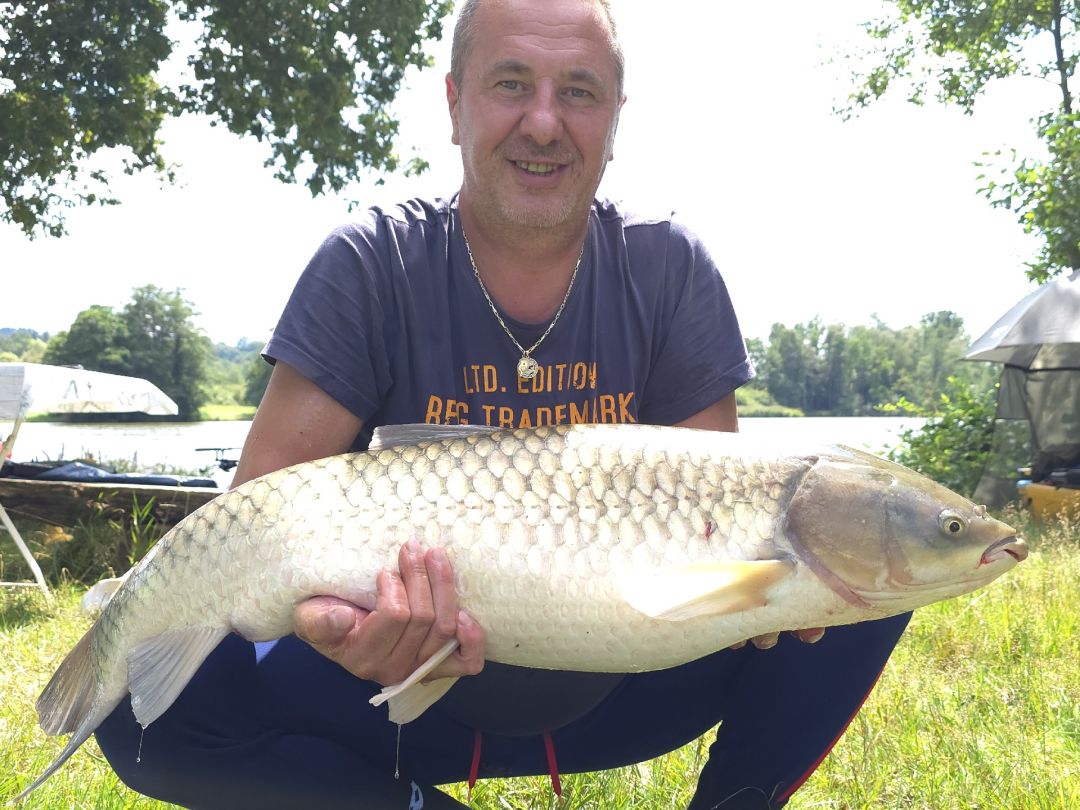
[784,447,1027,612]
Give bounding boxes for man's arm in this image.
[235,361,485,685]
[673,393,739,432]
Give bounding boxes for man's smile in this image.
[512,160,561,175]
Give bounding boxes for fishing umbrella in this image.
[963,269,1080,506]
[0,363,178,596]
[963,268,1080,369]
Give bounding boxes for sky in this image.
[1,0,1058,347]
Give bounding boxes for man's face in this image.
[447,0,624,233]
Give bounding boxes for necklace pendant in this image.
[517,356,540,379]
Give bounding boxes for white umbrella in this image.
[964,268,1080,369]
[0,363,178,597]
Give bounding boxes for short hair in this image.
[449,0,625,97]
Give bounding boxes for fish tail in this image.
[10,718,100,804]
[35,630,99,736]
[15,630,121,803]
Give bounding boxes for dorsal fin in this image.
[369,424,502,451]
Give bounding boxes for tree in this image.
[43,305,130,371]
[753,312,981,415]
[122,285,212,419]
[842,0,1080,282]
[0,328,49,361]
[243,353,273,406]
[0,0,453,237]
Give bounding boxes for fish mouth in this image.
[980,536,1028,566]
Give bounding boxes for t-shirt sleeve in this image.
[263,219,393,421]
[638,218,755,425]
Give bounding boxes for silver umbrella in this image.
[963,269,1080,508]
[964,268,1080,369]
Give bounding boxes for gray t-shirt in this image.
[267,195,753,449]
[264,195,755,732]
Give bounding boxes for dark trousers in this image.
[96,612,911,810]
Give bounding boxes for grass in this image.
[1,511,1076,809]
[195,403,255,421]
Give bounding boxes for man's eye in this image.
[567,87,592,99]
[498,80,522,90]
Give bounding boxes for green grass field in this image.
[196,403,256,421]
[2,510,1076,809]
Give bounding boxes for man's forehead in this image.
[467,0,617,80]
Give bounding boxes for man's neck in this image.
[457,198,590,323]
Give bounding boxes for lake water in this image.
[8,416,926,481]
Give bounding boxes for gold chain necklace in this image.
[462,230,583,380]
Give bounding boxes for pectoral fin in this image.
[619,559,795,621]
[368,638,460,724]
[127,626,229,728]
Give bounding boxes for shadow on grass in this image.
[0,587,56,627]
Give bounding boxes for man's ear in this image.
[446,73,461,146]
[608,95,626,162]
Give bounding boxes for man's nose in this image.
[519,82,563,145]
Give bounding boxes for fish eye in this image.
[939,510,967,537]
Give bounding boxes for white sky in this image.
[1,0,1056,346]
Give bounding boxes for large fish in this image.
[16,423,1027,800]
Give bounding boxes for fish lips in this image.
[980,536,1028,567]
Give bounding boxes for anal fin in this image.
[127,626,229,728]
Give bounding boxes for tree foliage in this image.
[43,305,130,372]
[749,311,996,416]
[0,0,453,237]
[842,0,1080,282]
[0,328,49,362]
[884,376,999,496]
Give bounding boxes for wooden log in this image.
[0,478,219,532]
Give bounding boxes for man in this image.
[95,1,909,808]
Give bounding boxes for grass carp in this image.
[16,423,1027,800]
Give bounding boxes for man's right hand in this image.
[293,540,486,686]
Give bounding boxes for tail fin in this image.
[10,718,100,803]
[12,629,120,803]
[36,631,98,735]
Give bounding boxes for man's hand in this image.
[730,628,826,650]
[293,540,486,686]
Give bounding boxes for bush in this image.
[884,376,998,496]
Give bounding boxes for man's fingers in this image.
[391,540,438,658]
[419,548,461,656]
[294,542,487,687]
[794,627,826,644]
[750,632,780,650]
[332,568,411,677]
[294,596,364,652]
[736,627,827,652]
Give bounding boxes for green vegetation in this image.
[1,511,1075,808]
[0,328,47,363]
[734,386,803,418]
[746,311,998,417]
[198,403,256,422]
[844,1,1080,283]
[7,303,993,423]
[885,376,998,498]
[0,0,453,238]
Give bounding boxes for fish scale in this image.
[16,422,1027,802]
